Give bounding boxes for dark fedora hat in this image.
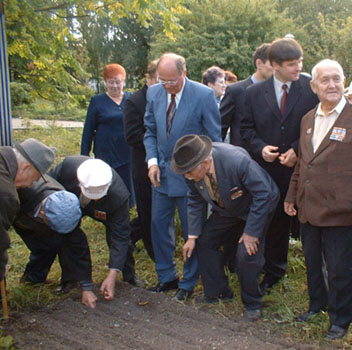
[14,138,56,181]
[171,134,212,174]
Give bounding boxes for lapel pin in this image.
[307,128,312,134]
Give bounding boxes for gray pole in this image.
[0,0,13,146]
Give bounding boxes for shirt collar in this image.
[251,74,260,84]
[315,97,347,117]
[168,78,186,107]
[273,74,292,91]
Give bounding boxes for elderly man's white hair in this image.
[311,59,344,82]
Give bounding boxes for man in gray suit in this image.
[171,134,279,321]
[144,53,221,301]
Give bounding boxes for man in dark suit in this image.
[15,176,97,308]
[285,59,352,340]
[144,53,221,301]
[123,60,159,261]
[241,38,319,293]
[49,156,136,301]
[221,43,273,146]
[171,134,279,321]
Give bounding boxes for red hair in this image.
[103,64,126,80]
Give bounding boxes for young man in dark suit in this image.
[241,38,319,293]
[123,60,159,261]
[221,43,273,146]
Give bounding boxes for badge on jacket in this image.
[330,127,346,142]
[230,186,243,200]
[94,210,107,221]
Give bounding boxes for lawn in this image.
[1,126,351,349]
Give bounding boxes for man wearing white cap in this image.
[15,176,97,308]
[0,138,55,283]
[49,155,136,300]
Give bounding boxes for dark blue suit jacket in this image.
[220,77,253,147]
[144,78,221,197]
[186,143,279,238]
[241,74,319,196]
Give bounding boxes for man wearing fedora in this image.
[49,156,137,300]
[15,176,97,308]
[0,138,55,282]
[171,134,279,321]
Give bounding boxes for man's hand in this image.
[183,238,196,261]
[262,145,280,163]
[284,202,297,216]
[100,270,118,300]
[239,233,259,256]
[279,148,297,168]
[148,165,160,187]
[81,290,97,308]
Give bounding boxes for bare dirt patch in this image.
[4,282,337,350]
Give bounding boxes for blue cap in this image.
[44,191,82,234]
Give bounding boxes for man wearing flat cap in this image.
[0,138,55,282]
[171,134,279,321]
[14,176,97,308]
[49,156,137,300]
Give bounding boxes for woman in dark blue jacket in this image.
[81,63,134,205]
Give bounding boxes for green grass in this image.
[2,127,351,349]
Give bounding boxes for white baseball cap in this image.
[77,159,112,200]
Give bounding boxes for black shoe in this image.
[245,309,261,322]
[295,310,320,322]
[173,288,193,301]
[325,325,348,340]
[53,280,78,295]
[195,290,234,304]
[259,280,275,295]
[148,278,179,292]
[127,275,145,288]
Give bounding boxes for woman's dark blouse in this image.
[81,92,131,169]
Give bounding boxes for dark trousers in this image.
[196,212,265,310]
[131,179,154,261]
[262,198,291,285]
[15,226,92,283]
[301,223,352,329]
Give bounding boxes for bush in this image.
[70,84,95,109]
[10,82,33,106]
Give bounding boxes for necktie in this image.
[280,84,288,115]
[206,173,224,207]
[167,94,176,136]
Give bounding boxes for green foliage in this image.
[11,98,87,122]
[9,82,33,107]
[0,334,15,350]
[150,0,293,81]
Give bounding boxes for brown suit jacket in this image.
[286,100,352,227]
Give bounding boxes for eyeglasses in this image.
[159,77,180,86]
[106,80,123,86]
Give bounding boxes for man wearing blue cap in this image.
[0,138,55,283]
[14,176,97,308]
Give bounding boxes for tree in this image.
[4,0,189,103]
[150,0,293,81]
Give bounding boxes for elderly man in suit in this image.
[123,59,159,261]
[0,138,55,282]
[15,176,97,308]
[171,134,279,321]
[285,59,352,340]
[144,53,221,301]
[241,38,319,294]
[221,43,273,147]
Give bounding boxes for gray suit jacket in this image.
[186,143,279,238]
[144,78,221,197]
